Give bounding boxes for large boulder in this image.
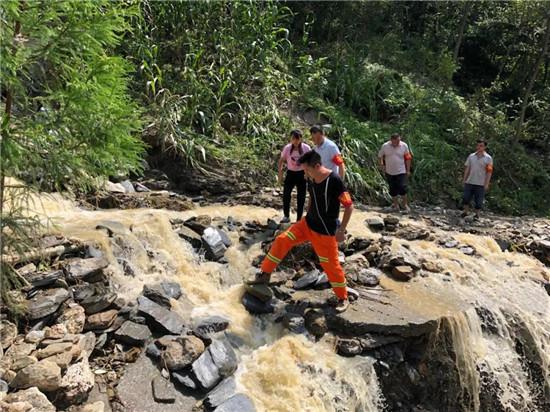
[65,257,109,282]
[10,360,61,392]
[142,281,182,308]
[161,336,204,371]
[114,321,151,346]
[202,227,227,261]
[137,296,185,335]
[27,288,70,320]
[191,339,237,390]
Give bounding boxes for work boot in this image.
[246,271,271,285]
[281,216,290,224]
[335,299,349,313]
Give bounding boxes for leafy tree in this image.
[0,0,144,305]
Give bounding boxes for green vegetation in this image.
[0,0,144,303]
[1,1,549,297]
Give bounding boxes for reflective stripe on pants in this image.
[260,218,348,299]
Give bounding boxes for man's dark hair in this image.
[391,133,401,139]
[477,139,487,147]
[310,125,323,135]
[298,150,322,167]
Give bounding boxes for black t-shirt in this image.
[306,172,346,235]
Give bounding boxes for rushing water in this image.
[20,191,550,411]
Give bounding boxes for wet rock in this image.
[57,304,86,334]
[282,313,306,334]
[459,246,475,256]
[137,296,185,335]
[205,377,236,409]
[80,292,117,315]
[35,341,73,359]
[304,309,327,338]
[65,257,109,282]
[421,260,443,273]
[194,316,230,337]
[135,182,151,192]
[366,216,385,230]
[202,227,227,261]
[151,376,177,404]
[384,216,400,226]
[2,387,55,412]
[444,240,459,248]
[241,293,275,315]
[336,337,362,356]
[95,220,127,237]
[114,321,151,346]
[85,309,118,331]
[0,320,17,350]
[391,265,414,281]
[192,350,219,390]
[294,269,321,290]
[356,269,381,287]
[359,334,403,350]
[192,339,237,390]
[184,215,212,235]
[162,336,204,371]
[10,360,61,391]
[60,358,94,404]
[244,284,273,302]
[209,339,237,377]
[174,225,202,250]
[214,394,256,412]
[27,288,70,320]
[142,281,182,308]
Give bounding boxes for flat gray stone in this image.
[205,377,236,409]
[244,284,273,302]
[117,353,197,412]
[81,292,117,315]
[138,296,185,335]
[294,270,321,290]
[192,349,220,390]
[114,321,151,346]
[151,376,176,403]
[65,257,108,282]
[27,288,70,320]
[214,394,256,412]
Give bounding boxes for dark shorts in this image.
[462,184,485,209]
[386,173,408,197]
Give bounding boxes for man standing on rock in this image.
[378,133,412,213]
[249,150,353,313]
[462,140,493,219]
[310,125,346,180]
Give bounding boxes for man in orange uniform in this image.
[250,150,354,312]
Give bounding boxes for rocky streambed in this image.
[1,181,549,412]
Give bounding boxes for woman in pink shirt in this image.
[278,130,311,223]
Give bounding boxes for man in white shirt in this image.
[378,133,412,212]
[310,125,345,180]
[462,140,493,218]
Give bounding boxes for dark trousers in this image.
[283,170,306,220]
[462,183,485,210]
[386,173,408,196]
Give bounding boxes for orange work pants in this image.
[261,218,348,300]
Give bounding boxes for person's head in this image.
[310,125,324,146]
[390,133,401,147]
[298,150,322,178]
[476,140,487,153]
[289,129,303,148]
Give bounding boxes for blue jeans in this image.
[462,184,485,210]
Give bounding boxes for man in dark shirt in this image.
[251,150,354,312]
